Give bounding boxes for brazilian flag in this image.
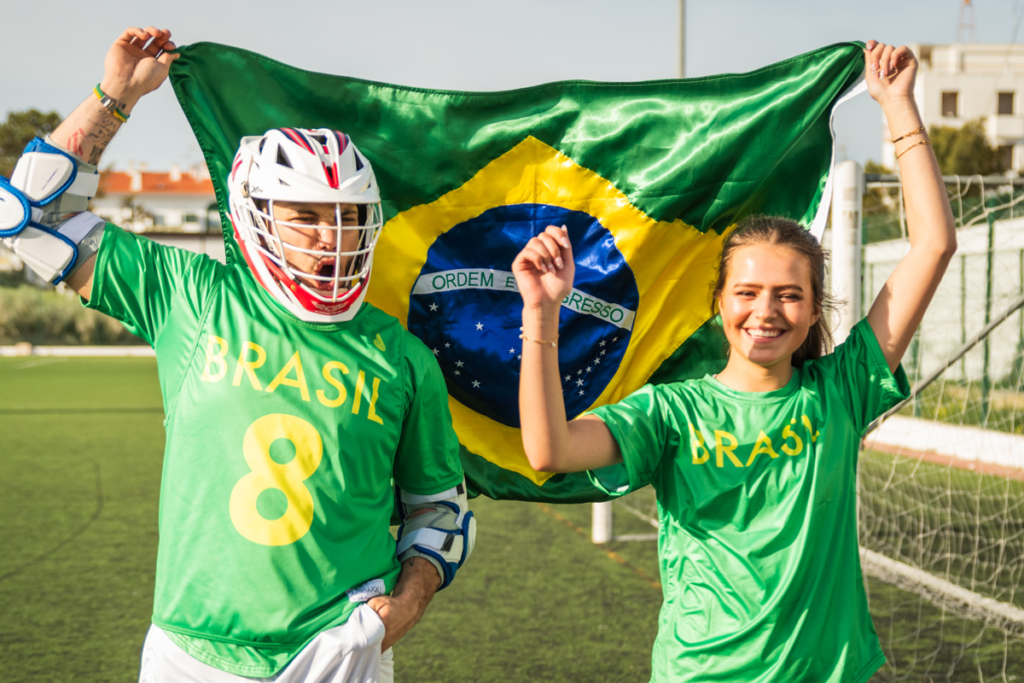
[169,43,865,502]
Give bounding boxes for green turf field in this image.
[2,356,1022,682]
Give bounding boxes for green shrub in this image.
[0,285,142,345]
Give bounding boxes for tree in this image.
[929,119,1003,176]
[0,109,63,178]
[119,195,155,233]
[862,160,902,243]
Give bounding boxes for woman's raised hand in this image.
[864,40,917,108]
[512,225,574,313]
[101,27,180,105]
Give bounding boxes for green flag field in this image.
[1,356,1022,682]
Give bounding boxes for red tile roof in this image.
[99,171,215,195]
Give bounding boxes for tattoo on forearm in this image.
[66,128,85,158]
[84,115,121,166]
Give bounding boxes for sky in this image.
[2,0,1022,171]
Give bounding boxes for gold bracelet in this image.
[892,125,925,144]
[896,138,931,160]
[519,327,558,347]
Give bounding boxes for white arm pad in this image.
[0,137,104,284]
[4,212,105,284]
[395,479,476,590]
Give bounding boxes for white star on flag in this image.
[475,322,484,331]
[578,390,585,396]
[564,375,571,382]
[432,348,439,356]
[509,348,515,354]
[472,380,481,388]
[594,358,600,365]
[454,370,461,376]
[586,366,592,373]
[599,340,606,347]
[576,379,584,387]
[456,360,464,367]
[429,303,438,312]
[445,343,451,348]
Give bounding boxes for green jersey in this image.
[85,225,463,677]
[589,319,909,683]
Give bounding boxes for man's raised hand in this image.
[101,27,180,109]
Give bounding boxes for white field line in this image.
[866,414,1024,471]
[0,345,154,357]
[860,548,1024,636]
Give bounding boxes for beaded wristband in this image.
[93,85,130,123]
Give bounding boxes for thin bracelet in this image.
[92,84,130,123]
[896,138,931,160]
[891,125,925,144]
[519,327,558,347]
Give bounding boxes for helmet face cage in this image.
[232,195,384,305]
[227,127,384,321]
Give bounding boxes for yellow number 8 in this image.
[229,414,323,546]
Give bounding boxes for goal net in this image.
[858,174,1024,681]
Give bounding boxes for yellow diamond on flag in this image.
[367,136,729,486]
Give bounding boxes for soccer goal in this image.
[593,166,1024,680]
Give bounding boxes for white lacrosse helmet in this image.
[227,127,384,323]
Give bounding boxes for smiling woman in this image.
[713,215,837,391]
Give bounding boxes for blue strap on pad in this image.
[0,176,32,237]
[0,138,104,284]
[395,480,477,590]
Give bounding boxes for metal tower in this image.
[958,0,978,43]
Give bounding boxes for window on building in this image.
[999,92,1015,115]
[942,92,959,117]
[206,203,223,234]
[998,145,1014,171]
[152,215,165,227]
[183,213,199,224]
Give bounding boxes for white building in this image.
[863,216,1024,383]
[881,43,1024,171]
[91,163,221,233]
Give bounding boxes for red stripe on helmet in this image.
[280,127,315,154]
[231,217,277,294]
[322,162,339,189]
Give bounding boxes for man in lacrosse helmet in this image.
[0,27,474,683]
[228,127,384,322]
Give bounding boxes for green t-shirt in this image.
[589,319,910,683]
[85,225,463,677]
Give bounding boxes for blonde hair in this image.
[712,215,837,367]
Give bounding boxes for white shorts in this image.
[138,604,394,683]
